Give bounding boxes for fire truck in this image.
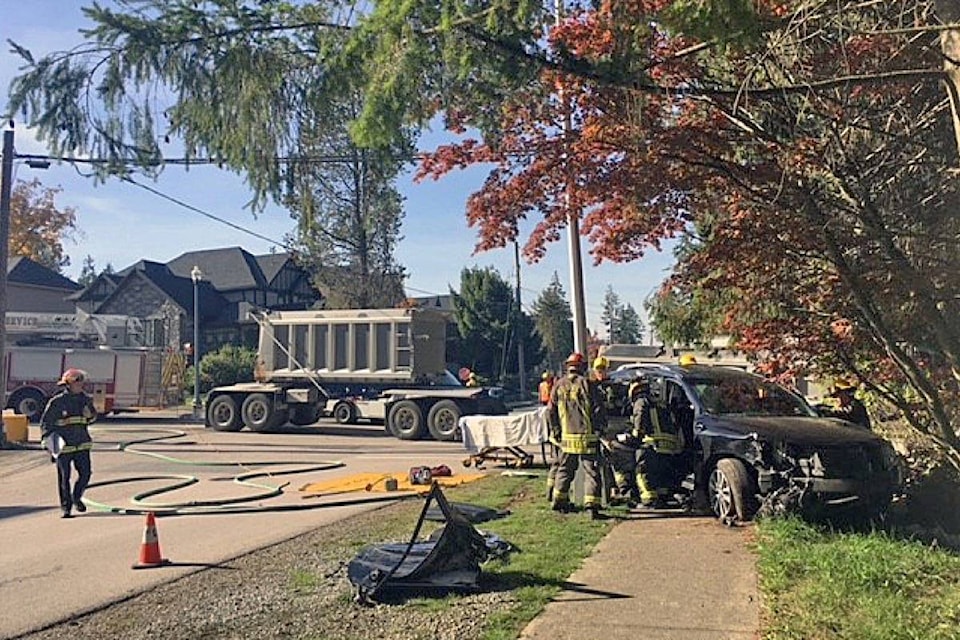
[4,312,170,421]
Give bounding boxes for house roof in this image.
[255,253,291,284]
[67,272,123,301]
[8,256,81,291]
[103,260,226,320]
[166,247,267,291]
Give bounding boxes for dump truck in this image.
[204,308,508,440]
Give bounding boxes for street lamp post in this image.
[191,266,203,418]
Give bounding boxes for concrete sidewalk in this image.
[519,513,759,640]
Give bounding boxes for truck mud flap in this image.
[347,484,510,603]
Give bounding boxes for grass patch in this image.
[290,568,322,593]
[757,516,960,640]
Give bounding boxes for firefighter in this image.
[538,371,555,405]
[547,352,607,519]
[591,355,610,382]
[827,379,872,430]
[592,356,636,505]
[678,354,698,367]
[40,368,97,518]
[631,375,685,508]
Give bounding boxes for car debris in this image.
[347,483,514,604]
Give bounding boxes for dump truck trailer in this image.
[204,308,507,440]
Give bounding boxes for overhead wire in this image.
[120,175,287,247]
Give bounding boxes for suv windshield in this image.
[689,376,815,417]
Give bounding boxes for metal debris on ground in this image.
[347,483,515,604]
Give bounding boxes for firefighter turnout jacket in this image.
[548,372,607,453]
[40,391,97,454]
[632,396,684,454]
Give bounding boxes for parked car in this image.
[610,364,902,522]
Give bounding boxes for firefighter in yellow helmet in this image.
[40,368,97,518]
[547,352,607,519]
[678,354,698,367]
[590,355,635,506]
[591,355,610,381]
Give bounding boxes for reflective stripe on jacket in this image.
[40,391,96,450]
[635,401,683,454]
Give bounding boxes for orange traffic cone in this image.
[131,512,171,569]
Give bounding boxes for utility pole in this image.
[514,242,526,396]
[554,0,589,356]
[0,126,14,446]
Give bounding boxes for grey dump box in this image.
[205,307,507,441]
[256,307,449,384]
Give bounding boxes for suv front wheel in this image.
[708,458,758,522]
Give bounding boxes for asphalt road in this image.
[0,416,476,639]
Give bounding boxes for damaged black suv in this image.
[611,364,902,522]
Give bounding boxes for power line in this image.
[121,176,287,247]
[15,152,424,167]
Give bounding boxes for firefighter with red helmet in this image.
[547,352,607,519]
[40,369,97,518]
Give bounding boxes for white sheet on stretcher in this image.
[459,406,549,452]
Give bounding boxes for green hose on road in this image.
[81,426,417,516]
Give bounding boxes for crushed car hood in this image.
[703,415,882,446]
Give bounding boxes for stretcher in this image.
[459,406,549,468]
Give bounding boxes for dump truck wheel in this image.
[332,400,358,425]
[290,405,321,426]
[241,393,279,432]
[708,458,758,522]
[427,400,462,441]
[389,400,426,440]
[9,388,46,423]
[207,395,242,432]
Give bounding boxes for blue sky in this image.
[1,1,677,336]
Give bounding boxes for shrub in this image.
[184,344,258,396]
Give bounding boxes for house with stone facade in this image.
[69,247,321,354]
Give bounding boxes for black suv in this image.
[610,364,902,522]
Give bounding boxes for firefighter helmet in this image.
[58,368,88,385]
[593,356,609,371]
[541,371,554,380]
[564,352,586,371]
[678,354,698,367]
[833,378,855,392]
